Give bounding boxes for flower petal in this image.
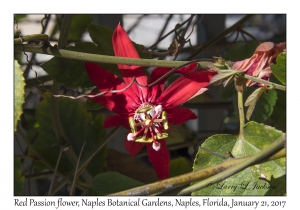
[125,139,145,156]
[85,62,140,116]
[232,54,260,72]
[157,70,216,109]
[112,24,148,90]
[167,107,197,125]
[85,62,123,93]
[104,115,128,129]
[148,63,197,102]
[87,94,131,117]
[255,42,274,52]
[146,140,170,180]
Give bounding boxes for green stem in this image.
[14,43,211,68]
[237,91,245,138]
[187,14,254,60]
[110,146,285,196]
[243,74,286,91]
[14,34,49,44]
[177,134,285,195]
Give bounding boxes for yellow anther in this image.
[128,117,137,133]
[136,105,153,114]
[162,111,169,130]
[155,132,168,140]
[134,136,153,143]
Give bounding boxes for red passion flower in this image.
[85,25,216,180]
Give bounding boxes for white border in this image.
[3,1,298,209]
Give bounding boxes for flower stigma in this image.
[127,104,169,151]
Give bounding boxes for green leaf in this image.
[14,158,24,195]
[220,82,236,100]
[14,14,27,22]
[244,87,267,121]
[265,174,286,196]
[210,70,237,86]
[133,41,152,60]
[170,157,192,177]
[31,92,107,176]
[68,15,92,40]
[87,24,115,55]
[192,121,285,196]
[225,41,259,60]
[270,90,286,131]
[82,172,143,195]
[244,89,277,122]
[271,52,286,85]
[14,60,25,131]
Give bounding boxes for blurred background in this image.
[14,14,286,195]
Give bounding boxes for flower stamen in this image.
[127,104,169,150]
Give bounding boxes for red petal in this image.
[87,94,130,117]
[85,62,124,93]
[85,62,140,116]
[104,115,128,129]
[157,70,216,109]
[255,42,274,52]
[146,140,170,180]
[125,139,145,156]
[148,63,197,102]
[232,54,260,72]
[112,25,148,96]
[167,107,197,125]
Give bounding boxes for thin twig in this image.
[134,58,213,88]
[127,15,148,34]
[27,158,36,195]
[239,28,261,44]
[70,141,86,196]
[187,14,254,60]
[53,76,136,99]
[237,91,245,138]
[155,15,173,44]
[48,148,63,195]
[146,16,193,50]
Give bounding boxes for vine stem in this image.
[243,74,286,91]
[15,43,285,92]
[177,134,285,195]
[110,146,285,196]
[237,91,245,138]
[14,34,49,44]
[14,43,196,68]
